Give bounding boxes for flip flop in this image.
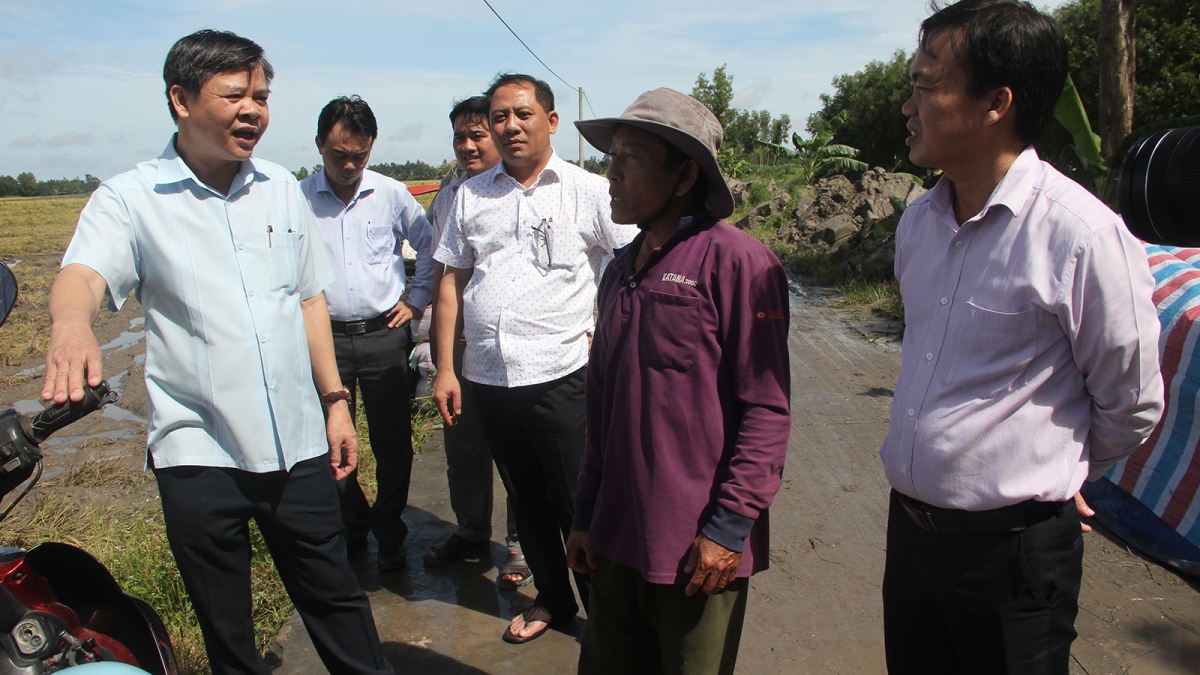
[496,551,534,591]
[502,606,553,644]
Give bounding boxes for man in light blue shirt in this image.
[300,96,434,572]
[41,30,392,675]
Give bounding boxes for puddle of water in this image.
[130,317,144,328]
[11,400,43,415]
[100,330,145,353]
[14,365,45,377]
[43,428,140,451]
[134,354,145,365]
[101,405,145,424]
[108,369,129,393]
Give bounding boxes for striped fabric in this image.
[1107,245,1200,547]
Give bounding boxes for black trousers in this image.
[334,327,413,547]
[475,367,590,620]
[155,455,393,675]
[444,345,519,545]
[882,490,1083,675]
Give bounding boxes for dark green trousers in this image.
[578,556,749,675]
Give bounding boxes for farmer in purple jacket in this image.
[566,88,792,674]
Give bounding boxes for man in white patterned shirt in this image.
[423,96,529,592]
[880,2,1163,672]
[433,74,636,643]
[301,96,434,573]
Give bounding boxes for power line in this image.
[482,0,597,118]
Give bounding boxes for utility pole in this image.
[579,87,585,168]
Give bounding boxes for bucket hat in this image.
[575,88,736,219]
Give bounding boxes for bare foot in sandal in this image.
[497,551,534,591]
[502,606,553,644]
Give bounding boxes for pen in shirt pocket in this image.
[268,224,273,247]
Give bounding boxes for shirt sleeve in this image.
[433,185,475,269]
[61,184,141,311]
[292,182,336,301]
[701,244,793,552]
[1064,223,1165,479]
[398,191,435,310]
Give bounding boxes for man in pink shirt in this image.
[880,1,1163,672]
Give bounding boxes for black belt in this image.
[895,490,1066,534]
[330,314,390,336]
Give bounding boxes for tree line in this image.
[0,172,101,198]
[683,0,1194,187]
[806,0,1197,178]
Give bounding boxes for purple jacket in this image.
[574,214,792,584]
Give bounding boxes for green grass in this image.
[0,196,87,366]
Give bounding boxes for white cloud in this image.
[46,132,93,147]
[9,135,39,148]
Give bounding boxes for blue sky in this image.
[0,0,1068,181]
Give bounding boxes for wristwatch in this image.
[320,387,351,407]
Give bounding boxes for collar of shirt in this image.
[311,167,379,208]
[617,212,714,282]
[153,135,269,198]
[492,150,566,191]
[925,146,1042,231]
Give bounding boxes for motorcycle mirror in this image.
[0,261,16,329]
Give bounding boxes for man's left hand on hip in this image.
[386,300,420,328]
[684,535,742,596]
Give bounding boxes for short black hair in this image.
[485,73,555,114]
[449,96,491,127]
[920,0,1067,145]
[316,96,378,142]
[163,29,274,122]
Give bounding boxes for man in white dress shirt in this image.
[433,74,636,643]
[423,96,531,591]
[42,31,392,674]
[879,2,1163,672]
[301,96,434,572]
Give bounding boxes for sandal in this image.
[496,551,535,591]
[423,534,490,568]
[502,606,553,644]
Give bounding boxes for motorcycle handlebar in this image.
[24,382,119,444]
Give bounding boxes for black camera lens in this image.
[1119,126,1200,247]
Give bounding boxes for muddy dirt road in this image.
[3,279,1198,673]
[268,284,1200,674]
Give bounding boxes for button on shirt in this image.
[574,215,792,584]
[300,169,433,320]
[62,137,337,473]
[434,153,637,387]
[881,147,1164,510]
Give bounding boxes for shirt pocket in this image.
[639,290,701,372]
[268,228,301,293]
[364,221,395,265]
[943,302,1037,399]
[546,221,587,270]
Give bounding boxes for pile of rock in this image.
[727,168,926,281]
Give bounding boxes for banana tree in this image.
[758,110,868,184]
